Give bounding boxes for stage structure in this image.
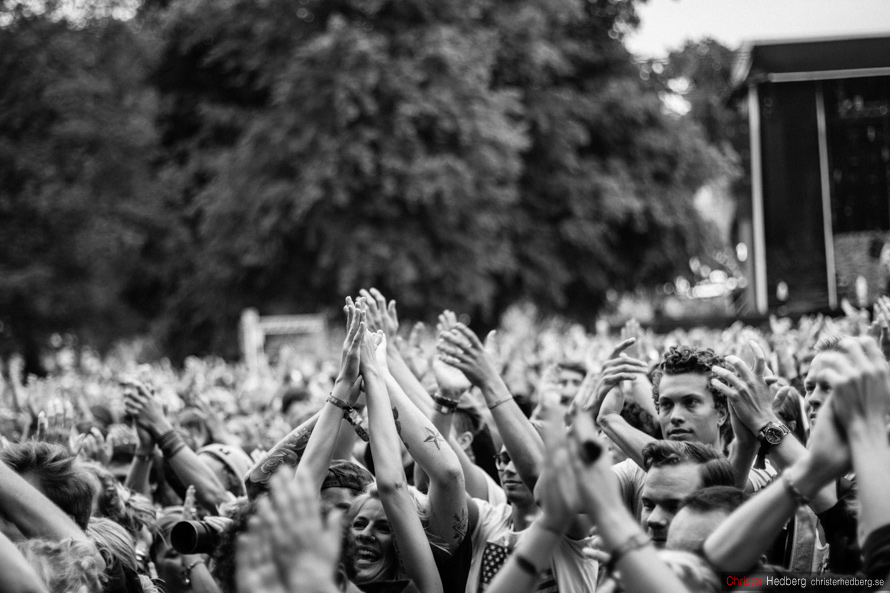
[239,309,327,371]
[734,34,890,314]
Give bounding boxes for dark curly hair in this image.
[650,346,728,414]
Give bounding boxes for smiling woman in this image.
[348,493,397,584]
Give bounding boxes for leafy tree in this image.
[147,0,734,357]
[0,3,161,365]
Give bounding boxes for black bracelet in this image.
[157,430,186,459]
[431,393,460,410]
[513,553,541,577]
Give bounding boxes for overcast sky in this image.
[625,0,890,57]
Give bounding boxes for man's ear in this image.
[717,404,728,427]
[455,430,474,451]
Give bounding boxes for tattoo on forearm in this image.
[423,427,445,450]
[452,507,468,542]
[392,406,408,450]
[247,424,314,484]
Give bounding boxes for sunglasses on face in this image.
[494,452,512,467]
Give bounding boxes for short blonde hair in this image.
[17,538,105,593]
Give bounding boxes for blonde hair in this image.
[347,483,448,553]
[17,538,105,593]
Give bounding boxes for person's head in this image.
[0,441,95,531]
[772,387,809,444]
[494,446,535,507]
[556,361,586,404]
[640,441,735,547]
[281,386,312,427]
[17,538,105,593]
[196,444,253,497]
[805,336,844,427]
[346,485,399,584]
[152,506,190,592]
[452,405,483,455]
[666,486,747,553]
[321,460,375,513]
[651,346,728,448]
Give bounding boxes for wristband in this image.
[605,533,650,571]
[157,429,186,459]
[488,397,513,410]
[134,451,154,462]
[327,396,370,442]
[512,553,542,578]
[781,472,810,506]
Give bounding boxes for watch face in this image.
[763,426,785,445]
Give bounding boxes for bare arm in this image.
[124,380,231,511]
[438,323,544,490]
[245,412,319,500]
[296,300,364,494]
[362,329,444,593]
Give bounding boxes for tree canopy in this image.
[0,0,736,361]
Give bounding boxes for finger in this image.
[608,338,636,359]
[600,363,647,376]
[749,341,767,377]
[710,378,738,400]
[451,324,483,349]
[387,299,397,322]
[484,330,497,353]
[369,287,387,314]
[72,433,86,456]
[724,355,755,383]
[409,322,424,348]
[438,353,470,370]
[837,337,872,370]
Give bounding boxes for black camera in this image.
[170,521,221,555]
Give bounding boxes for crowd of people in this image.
[0,289,889,593]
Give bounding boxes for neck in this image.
[510,501,539,531]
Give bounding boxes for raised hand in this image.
[122,378,173,439]
[710,341,777,433]
[400,322,432,379]
[812,337,890,431]
[36,398,77,449]
[436,323,500,388]
[73,427,113,466]
[580,338,646,414]
[359,288,399,341]
[337,297,365,388]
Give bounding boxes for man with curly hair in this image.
[598,345,769,526]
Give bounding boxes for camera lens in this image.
[171,521,218,555]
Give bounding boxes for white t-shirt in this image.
[465,499,598,593]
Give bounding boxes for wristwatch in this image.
[757,421,791,447]
[754,421,790,469]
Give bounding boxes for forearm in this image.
[387,346,435,417]
[0,461,88,542]
[166,447,232,511]
[447,434,491,500]
[597,414,652,469]
[728,439,757,491]
[383,373,462,486]
[596,512,689,593]
[125,452,154,496]
[848,420,890,543]
[245,412,319,499]
[294,400,345,493]
[769,431,837,513]
[481,377,544,488]
[703,457,831,571]
[184,558,222,593]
